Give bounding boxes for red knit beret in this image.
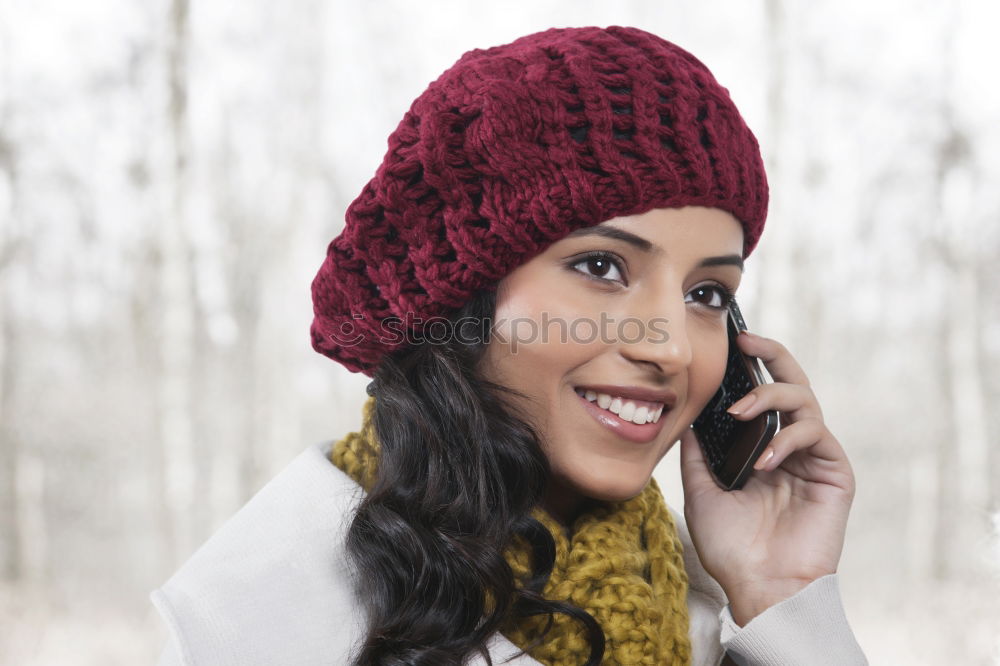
[311,26,768,376]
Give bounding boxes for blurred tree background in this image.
[0,0,998,663]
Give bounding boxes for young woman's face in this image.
[478,206,744,521]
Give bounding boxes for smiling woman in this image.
[150,26,868,666]
[481,207,743,520]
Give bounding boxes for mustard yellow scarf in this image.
[330,395,692,665]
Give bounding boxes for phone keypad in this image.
[692,334,753,475]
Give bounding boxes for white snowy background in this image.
[1,0,999,663]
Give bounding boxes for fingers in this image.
[751,418,855,498]
[679,427,720,500]
[727,381,822,423]
[751,417,837,472]
[735,331,811,388]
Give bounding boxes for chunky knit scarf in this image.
[330,395,692,665]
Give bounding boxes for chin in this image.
[567,465,655,504]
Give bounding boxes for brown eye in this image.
[569,252,626,284]
[685,284,735,310]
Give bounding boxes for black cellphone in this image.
[691,299,779,491]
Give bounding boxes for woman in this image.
[151,26,868,665]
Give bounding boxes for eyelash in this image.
[569,250,626,283]
[687,284,736,311]
[567,251,736,311]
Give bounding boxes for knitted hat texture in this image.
[311,26,768,376]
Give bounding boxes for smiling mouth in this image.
[573,387,667,425]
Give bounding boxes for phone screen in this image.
[691,300,779,490]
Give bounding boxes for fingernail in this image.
[727,393,756,415]
[754,448,774,471]
[738,329,755,338]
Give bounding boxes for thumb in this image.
[679,427,718,503]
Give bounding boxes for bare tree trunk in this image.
[0,268,17,583]
[0,217,27,589]
[930,283,958,582]
[946,258,989,564]
[925,5,989,581]
[158,0,197,566]
[212,118,265,506]
[253,0,327,477]
[935,136,989,581]
[0,176,48,597]
[924,229,990,584]
[0,18,20,582]
[0,19,42,592]
[984,257,1000,517]
[754,0,794,346]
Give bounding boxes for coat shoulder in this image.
[150,441,367,666]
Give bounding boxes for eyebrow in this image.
[564,225,744,272]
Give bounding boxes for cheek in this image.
[486,283,597,373]
[479,290,585,419]
[689,328,730,410]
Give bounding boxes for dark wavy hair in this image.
[343,287,604,665]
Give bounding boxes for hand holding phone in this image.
[679,316,858,644]
[691,300,778,491]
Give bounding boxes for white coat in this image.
[150,441,867,665]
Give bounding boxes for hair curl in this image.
[343,287,604,665]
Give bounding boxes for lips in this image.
[572,385,672,444]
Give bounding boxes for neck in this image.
[541,478,599,530]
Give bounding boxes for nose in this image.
[616,288,693,373]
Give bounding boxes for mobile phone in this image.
[691,299,779,491]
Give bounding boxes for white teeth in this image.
[575,388,667,425]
